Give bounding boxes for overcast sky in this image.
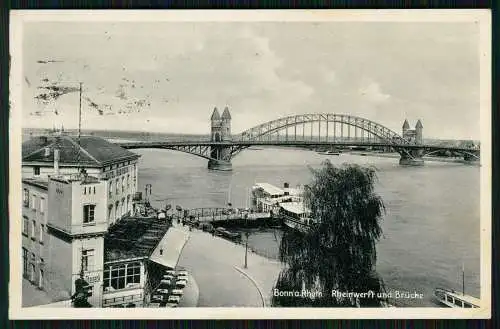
[21,21,481,139]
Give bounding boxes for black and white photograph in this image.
[9,10,491,319]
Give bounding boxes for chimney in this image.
[80,168,88,182]
[54,148,60,175]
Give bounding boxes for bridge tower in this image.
[402,119,410,136]
[415,119,423,145]
[208,106,233,171]
[399,119,424,166]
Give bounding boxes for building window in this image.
[33,166,40,176]
[40,197,45,214]
[115,202,120,220]
[30,194,35,210]
[103,262,141,291]
[31,220,36,239]
[127,175,130,189]
[22,248,28,277]
[83,187,87,195]
[39,224,45,244]
[39,269,44,288]
[23,189,29,207]
[122,177,125,192]
[115,179,119,194]
[82,249,94,272]
[93,186,96,194]
[22,216,29,236]
[30,264,36,282]
[108,206,113,222]
[83,205,96,224]
[109,181,113,197]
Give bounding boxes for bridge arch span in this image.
[237,113,408,144]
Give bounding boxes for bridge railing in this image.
[181,207,262,222]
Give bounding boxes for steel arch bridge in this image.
[116,113,480,170]
[231,113,407,157]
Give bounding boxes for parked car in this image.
[151,294,166,303]
[160,279,172,286]
[168,295,181,303]
[176,270,188,277]
[176,279,187,288]
[171,289,184,296]
[164,270,176,276]
[215,227,227,236]
[163,274,174,280]
[156,282,170,294]
[177,275,189,283]
[149,302,161,308]
[165,302,178,308]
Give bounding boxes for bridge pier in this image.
[463,153,480,164]
[208,158,233,171]
[399,150,424,166]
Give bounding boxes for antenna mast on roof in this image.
[77,82,83,174]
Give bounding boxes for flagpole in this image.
[77,82,83,173]
[78,82,82,141]
[462,262,465,295]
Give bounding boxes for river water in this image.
[135,147,480,307]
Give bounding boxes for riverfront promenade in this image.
[175,224,283,307]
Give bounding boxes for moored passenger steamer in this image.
[279,202,314,233]
[434,288,480,308]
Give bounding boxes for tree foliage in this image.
[272,161,387,307]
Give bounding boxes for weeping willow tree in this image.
[272,161,387,307]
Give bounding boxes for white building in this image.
[22,173,108,306]
[22,134,190,308]
[22,134,141,225]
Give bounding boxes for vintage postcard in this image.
[9,10,491,319]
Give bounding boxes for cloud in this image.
[359,80,390,104]
[20,21,480,139]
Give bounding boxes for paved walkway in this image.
[176,226,283,307]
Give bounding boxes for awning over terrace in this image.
[149,227,190,269]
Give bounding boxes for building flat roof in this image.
[254,183,284,196]
[104,216,171,262]
[22,178,49,190]
[149,227,190,269]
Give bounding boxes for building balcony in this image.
[47,220,108,240]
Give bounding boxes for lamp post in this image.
[244,213,249,269]
[176,205,182,224]
[145,184,152,201]
[165,203,172,220]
